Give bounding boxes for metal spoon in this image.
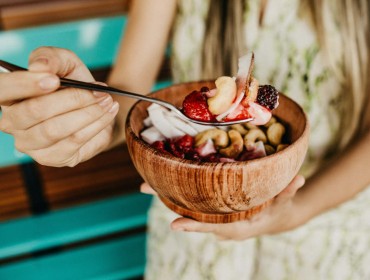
[0,60,253,126]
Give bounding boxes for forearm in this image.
[295,129,370,224]
[106,0,176,147]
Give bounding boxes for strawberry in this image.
[182,91,216,121]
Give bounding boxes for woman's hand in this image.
[0,47,119,167]
[141,175,306,240]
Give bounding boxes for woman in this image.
[0,0,369,279]
[143,0,370,279]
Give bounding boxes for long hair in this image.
[202,0,369,147]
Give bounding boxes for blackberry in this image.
[256,85,279,110]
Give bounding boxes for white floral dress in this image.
[145,0,370,279]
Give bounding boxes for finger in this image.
[276,175,305,201]
[5,86,110,130]
[140,183,158,196]
[29,47,94,81]
[27,103,119,167]
[171,217,217,233]
[0,71,59,105]
[15,97,115,151]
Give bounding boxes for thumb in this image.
[28,47,94,82]
[275,175,305,202]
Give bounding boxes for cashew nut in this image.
[207,76,237,115]
[195,128,229,148]
[230,124,249,135]
[264,144,276,155]
[276,144,289,152]
[267,122,286,146]
[243,123,258,130]
[244,128,267,150]
[219,130,244,158]
[264,116,277,128]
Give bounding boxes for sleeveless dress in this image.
[145,0,370,279]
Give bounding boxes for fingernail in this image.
[39,75,59,90]
[171,224,185,231]
[108,102,119,114]
[29,58,49,71]
[93,91,108,98]
[33,57,48,65]
[98,96,113,108]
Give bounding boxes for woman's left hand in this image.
[141,175,306,240]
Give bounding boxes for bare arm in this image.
[107,0,177,147]
[295,100,370,224]
[295,129,370,223]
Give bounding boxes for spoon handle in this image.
[0,60,178,111]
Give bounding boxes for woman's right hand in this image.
[0,47,119,167]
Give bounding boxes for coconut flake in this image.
[148,106,185,139]
[196,139,217,157]
[216,91,245,121]
[140,126,166,144]
[246,101,272,125]
[164,110,198,136]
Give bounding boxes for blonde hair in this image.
[202,0,369,147]
[300,0,369,146]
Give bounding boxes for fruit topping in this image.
[182,90,215,121]
[142,104,289,163]
[180,52,279,125]
[256,85,279,110]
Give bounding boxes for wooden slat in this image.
[0,193,151,260]
[0,0,130,30]
[0,144,144,222]
[0,166,30,221]
[0,233,146,280]
[39,144,143,210]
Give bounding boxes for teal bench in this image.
[0,193,152,280]
[0,16,171,279]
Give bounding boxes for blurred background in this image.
[0,1,171,279]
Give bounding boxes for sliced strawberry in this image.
[182,91,216,122]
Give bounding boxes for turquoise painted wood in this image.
[0,193,152,260]
[0,233,147,280]
[0,16,127,68]
[0,123,32,167]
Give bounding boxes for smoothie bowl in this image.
[125,80,309,223]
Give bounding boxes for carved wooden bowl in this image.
[126,81,309,223]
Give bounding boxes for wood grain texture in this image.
[126,81,309,223]
[0,0,130,30]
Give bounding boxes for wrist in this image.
[290,189,314,228]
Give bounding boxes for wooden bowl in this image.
[126,81,309,223]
